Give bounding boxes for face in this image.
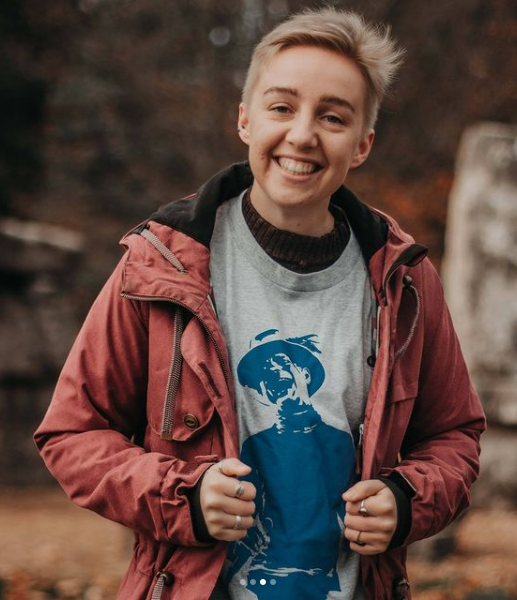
[259,353,310,404]
[238,45,375,234]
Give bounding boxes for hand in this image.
[200,458,257,542]
[342,479,397,555]
[288,363,311,404]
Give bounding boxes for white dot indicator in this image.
[239,579,247,586]
[271,579,277,585]
[260,579,266,585]
[250,579,256,585]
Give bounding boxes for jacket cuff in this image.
[186,470,218,544]
[160,458,217,546]
[377,473,413,548]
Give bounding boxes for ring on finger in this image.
[217,460,226,474]
[359,498,368,517]
[232,514,242,530]
[356,530,366,547]
[234,481,245,498]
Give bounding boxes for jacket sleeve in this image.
[34,255,214,547]
[388,260,486,545]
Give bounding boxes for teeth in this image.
[277,157,318,175]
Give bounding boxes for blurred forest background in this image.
[1,0,517,598]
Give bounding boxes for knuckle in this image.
[380,519,394,533]
[207,513,220,526]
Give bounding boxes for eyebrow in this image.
[263,86,356,113]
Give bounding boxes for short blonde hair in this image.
[242,8,404,131]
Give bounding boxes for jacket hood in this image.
[128,161,427,302]
[149,161,394,265]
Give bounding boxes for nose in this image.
[285,114,318,149]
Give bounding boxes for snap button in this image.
[367,355,376,367]
[184,413,199,429]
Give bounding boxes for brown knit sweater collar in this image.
[241,190,350,274]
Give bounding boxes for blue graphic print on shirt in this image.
[223,330,357,599]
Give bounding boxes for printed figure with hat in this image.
[224,329,357,598]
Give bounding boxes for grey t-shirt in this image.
[209,192,372,600]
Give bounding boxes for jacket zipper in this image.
[151,571,173,600]
[355,423,364,475]
[120,293,231,434]
[160,309,184,440]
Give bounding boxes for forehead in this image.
[250,45,367,110]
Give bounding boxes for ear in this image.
[238,102,250,146]
[350,128,375,169]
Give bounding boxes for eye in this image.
[323,114,345,125]
[270,104,291,114]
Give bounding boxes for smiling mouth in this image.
[276,157,321,176]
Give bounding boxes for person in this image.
[34,7,486,600]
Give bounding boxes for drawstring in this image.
[394,275,421,362]
[140,227,188,274]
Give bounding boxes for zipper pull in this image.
[151,571,174,600]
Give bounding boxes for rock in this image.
[0,218,83,275]
[442,122,517,428]
[0,218,84,485]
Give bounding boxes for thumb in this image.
[342,479,386,502]
[217,457,251,477]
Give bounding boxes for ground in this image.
[1,488,516,599]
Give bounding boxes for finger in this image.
[342,479,386,503]
[344,513,395,535]
[344,528,389,554]
[212,496,256,517]
[205,511,254,533]
[347,486,396,518]
[222,513,255,531]
[216,458,252,478]
[221,478,256,502]
[210,528,250,542]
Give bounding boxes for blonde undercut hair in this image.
[242,8,405,131]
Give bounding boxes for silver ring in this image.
[232,515,242,530]
[359,498,368,517]
[235,481,245,498]
[356,530,366,546]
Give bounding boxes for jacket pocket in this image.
[387,360,418,404]
[148,358,216,444]
[379,371,418,469]
[147,305,216,443]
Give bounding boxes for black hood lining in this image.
[149,161,388,266]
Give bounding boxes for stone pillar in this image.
[442,122,517,508]
[0,218,84,485]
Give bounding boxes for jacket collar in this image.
[146,161,427,300]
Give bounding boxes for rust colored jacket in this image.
[35,162,485,600]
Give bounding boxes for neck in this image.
[275,401,322,433]
[249,188,334,237]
